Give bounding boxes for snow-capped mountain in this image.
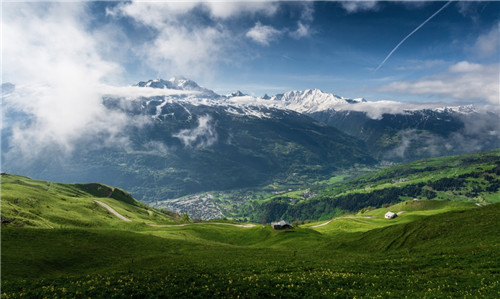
[134,78,367,115]
[227,90,247,97]
[3,76,498,215]
[133,77,481,117]
[135,77,219,98]
[264,89,366,114]
[124,76,498,161]
[130,77,498,163]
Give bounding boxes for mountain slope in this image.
[0,174,177,228]
[127,78,499,163]
[2,186,499,298]
[3,90,376,202]
[264,88,365,113]
[3,76,498,206]
[310,108,500,161]
[240,149,500,222]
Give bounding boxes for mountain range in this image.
[125,77,500,162]
[2,77,499,205]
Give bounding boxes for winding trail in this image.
[310,216,374,228]
[147,222,256,228]
[93,199,254,228]
[311,219,334,228]
[94,196,255,228]
[94,200,132,222]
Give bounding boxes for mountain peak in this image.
[228,90,246,97]
[135,77,220,98]
[135,79,170,89]
[267,88,357,113]
[167,76,200,89]
[346,98,367,104]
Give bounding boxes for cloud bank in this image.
[379,61,499,104]
[109,1,313,78]
[173,115,218,148]
[246,22,283,46]
[472,22,500,57]
[109,1,283,79]
[2,2,131,159]
[340,0,379,13]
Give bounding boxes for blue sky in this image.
[3,1,499,104]
[1,1,499,161]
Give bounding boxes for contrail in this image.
[375,0,454,72]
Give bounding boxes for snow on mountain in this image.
[132,77,480,118]
[134,79,365,114]
[434,104,476,114]
[136,77,219,98]
[265,89,366,113]
[226,90,247,97]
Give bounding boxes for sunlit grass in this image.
[2,172,499,298]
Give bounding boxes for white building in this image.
[385,211,397,219]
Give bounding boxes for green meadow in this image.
[239,149,500,222]
[2,155,500,298]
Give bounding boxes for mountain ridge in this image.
[2,76,498,208]
[134,76,483,116]
[130,77,499,161]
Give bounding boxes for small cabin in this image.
[385,212,397,219]
[271,220,293,230]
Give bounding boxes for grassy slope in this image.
[241,149,500,221]
[2,182,500,298]
[0,174,176,229]
[321,149,500,201]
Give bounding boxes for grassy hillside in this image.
[303,199,478,234]
[2,173,499,297]
[240,149,500,222]
[0,174,177,228]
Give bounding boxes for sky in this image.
[2,0,499,104]
[1,0,499,163]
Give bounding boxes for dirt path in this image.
[147,222,256,228]
[94,199,254,228]
[311,219,334,228]
[310,216,374,228]
[94,200,132,222]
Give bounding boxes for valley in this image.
[3,1,500,297]
[3,77,498,209]
[2,150,499,297]
[155,149,500,221]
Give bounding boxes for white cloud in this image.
[395,59,447,71]
[99,85,200,99]
[110,2,228,79]
[203,2,279,19]
[110,2,197,27]
[472,23,500,58]
[146,26,228,78]
[378,62,499,104]
[448,61,483,73]
[246,22,283,46]
[173,115,218,148]
[290,22,311,39]
[340,0,379,13]
[111,1,284,79]
[335,100,432,120]
[2,2,131,159]
[290,2,314,39]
